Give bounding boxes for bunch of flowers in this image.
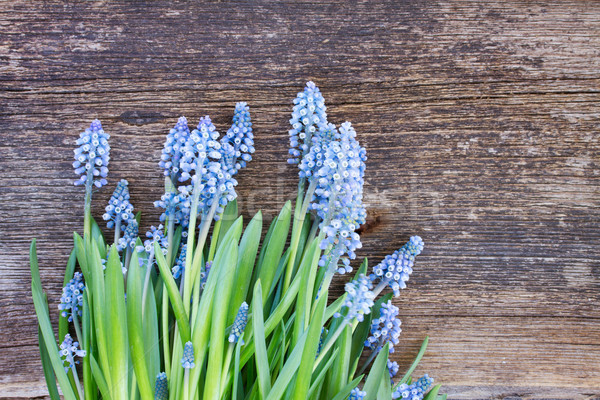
[29,84,444,400]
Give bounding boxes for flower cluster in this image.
[388,360,399,379]
[73,119,110,188]
[335,274,375,323]
[349,387,367,400]
[118,219,139,252]
[181,341,195,369]
[159,116,191,180]
[172,243,186,279]
[154,372,168,400]
[200,261,212,289]
[103,179,134,229]
[370,236,424,296]
[221,102,254,175]
[59,334,86,373]
[392,375,434,400]
[154,191,188,228]
[228,302,249,344]
[58,272,85,322]
[365,301,402,354]
[288,81,327,164]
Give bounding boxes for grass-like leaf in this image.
[398,336,429,385]
[362,342,390,400]
[90,354,112,400]
[252,280,272,398]
[58,249,77,342]
[328,375,364,400]
[423,384,442,400]
[38,323,60,400]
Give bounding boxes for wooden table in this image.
[1,1,598,398]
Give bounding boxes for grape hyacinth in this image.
[58,272,85,323]
[159,116,190,181]
[388,360,399,380]
[228,302,249,344]
[154,191,188,227]
[103,179,134,229]
[365,301,402,354]
[288,81,327,164]
[73,119,110,188]
[348,387,367,400]
[117,219,139,252]
[172,243,186,279]
[181,341,195,369]
[200,261,212,289]
[154,372,168,400]
[335,274,375,323]
[59,334,86,373]
[392,374,434,400]
[371,236,424,297]
[220,102,254,175]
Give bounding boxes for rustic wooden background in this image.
[1,1,599,399]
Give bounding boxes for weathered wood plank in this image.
[0,0,599,398]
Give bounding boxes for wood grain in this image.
[1,1,599,398]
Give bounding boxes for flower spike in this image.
[58,272,85,322]
[365,300,402,354]
[228,302,249,344]
[73,119,110,188]
[154,372,168,400]
[181,341,195,369]
[288,81,327,164]
[371,236,424,296]
[103,179,134,229]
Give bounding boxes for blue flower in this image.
[73,119,110,188]
[58,272,85,322]
[317,327,328,357]
[117,219,139,252]
[102,179,134,229]
[171,243,186,279]
[392,374,434,400]
[59,334,86,373]
[311,122,367,274]
[154,372,168,400]
[298,122,339,179]
[335,274,374,323]
[348,387,367,400]
[288,81,327,164]
[221,102,254,175]
[228,302,249,344]
[154,191,188,227]
[181,341,195,369]
[178,116,221,185]
[200,261,212,289]
[370,236,424,296]
[388,360,399,380]
[137,225,168,267]
[159,116,190,180]
[365,301,402,354]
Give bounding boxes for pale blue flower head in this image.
[228,302,249,344]
[171,243,186,279]
[335,274,374,323]
[159,116,190,180]
[118,219,139,252]
[365,301,402,354]
[388,360,399,379]
[154,191,188,227]
[181,341,195,369]
[392,374,434,400]
[349,387,367,400]
[288,81,327,164]
[59,334,86,373]
[103,179,134,229]
[370,236,424,296]
[200,261,212,289]
[154,372,168,400]
[221,102,254,175]
[178,116,221,185]
[73,119,110,188]
[58,272,85,322]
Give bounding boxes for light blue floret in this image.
[159,116,190,180]
[388,359,399,379]
[221,102,254,175]
[228,302,249,344]
[171,243,187,279]
[370,236,424,296]
[365,301,402,354]
[154,372,168,400]
[348,387,367,400]
[58,272,85,322]
[392,374,434,400]
[335,274,374,323]
[73,119,110,188]
[103,179,134,229]
[59,334,86,373]
[288,81,328,164]
[181,341,195,369]
[118,219,139,252]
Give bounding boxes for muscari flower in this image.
[59,334,86,373]
[103,179,134,229]
[228,302,249,344]
[365,301,402,354]
[181,341,195,369]
[73,119,110,188]
[392,374,434,400]
[171,243,186,279]
[154,372,168,400]
[117,219,139,252]
[200,261,212,289]
[388,360,399,380]
[220,102,254,175]
[58,272,85,322]
[310,122,367,274]
[370,236,424,296]
[349,387,367,400]
[137,225,168,267]
[288,81,327,164]
[154,191,189,228]
[159,116,190,180]
[316,327,328,357]
[335,274,374,323]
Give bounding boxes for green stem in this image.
[166,216,175,266]
[207,215,223,262]
[71,313,84,354]
[141,251,155,318]
[70,364,85,400]
[219,343,235,397]
[183,187,201,316]
[113,217,122,245]
[83,169,93,238]
[183,369,190,400]
[162,284,171,378]
[314,318,359,372]
[357,349,378,376]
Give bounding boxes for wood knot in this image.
[357,211,383,236]
[119,110,165,125]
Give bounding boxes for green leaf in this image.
[217,199,239,245]
[292,239,319,347]
[90,354,112,400]
[329,375,364,400]
[327,324,352,398]
[81,289,96,400]
[291,290,327,400]
[127,250,154,400]
[38,324,60,400]
[307,347,339,399]
[362,342,389,400]
[377,367,393,399]
[29,240,78,400]
[252,280,272,398]
[229,211,262,324]
[423,384,442,400]
[91,217,107,259]
[399,337,429,385]
[104,245,128,399]
[203,236,239,400]
[265,331,307,400]
[256,201,291,303]
[58,249,77,342]
[154,241,191,343]
[232,335,244,400]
